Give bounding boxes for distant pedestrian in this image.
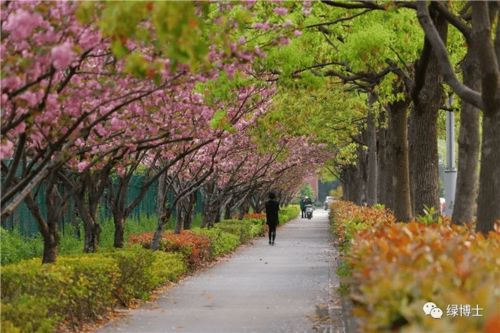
[300,197,306,218]
[265,192,280,245]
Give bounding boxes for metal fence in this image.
[2,176,204,237]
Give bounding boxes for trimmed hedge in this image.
[1,256,119,331]
[215,220,254,243]
[130,231,212,270]
[331,201,500,333]
[278,205,300,224]
[1,247,186,332]
[192,228,240,258]
[1,295,56,333]
[101,246,187,305]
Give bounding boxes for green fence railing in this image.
[2,176,203,237]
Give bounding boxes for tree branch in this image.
[306,9,373,29]
[321,0,383,10]
[416,1,483,109]
[433,1,471,43]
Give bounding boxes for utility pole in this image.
[444,94,457,216]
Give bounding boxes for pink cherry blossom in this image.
[3,9,43,40]
[51,43,76,69]
[273,7,288,16]
[11,122,26,136]
[79,30,100,50]
[77,161,90,172]
[21,91,39,107]
[253,22,270,30]
[278,36,290,45]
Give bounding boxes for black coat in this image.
[265,199,280,227]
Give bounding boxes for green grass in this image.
[1,214,162,265]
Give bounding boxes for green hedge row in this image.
[213,205,299,242]
[192,228,240,258]
[279,205,300,224]
[1,247,186,333]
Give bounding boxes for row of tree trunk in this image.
[340,4,494,231]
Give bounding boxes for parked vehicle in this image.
[324,196,334,210]
[305,204,314,219]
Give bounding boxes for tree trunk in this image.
[152,209,171,250]
[366,109,378,206]
[409,103,441,217]
[113,214,125,248]
[453,50,481,225]
[341,169,350,201]
[202,204,219,228]
[224,206,232,220]
[110,175,134,249]
[82,219,101,253]
[238,199,250,219]
[346,166,358,202]
[174,192,196,233]
[476,106,500,233]
[182,192,196,230]
[411,15,447,217]
[74,193,101,253]
[174,208,184,234]
[352,142,367,205]
[471,1,500,234]
[42,234,58,264]
[214,206,222,223]
[389,99,413,221]
[377,122,388,206]
[408,114,416,216]
[44,179,65,264]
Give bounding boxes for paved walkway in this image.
[98,209,336,333]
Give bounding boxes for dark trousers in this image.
[268,224,277,242]
[301,208,306,218]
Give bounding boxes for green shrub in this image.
[0,228,43,265]
[100,247,155,305]
[57,256,119,321]
[150,251,187,285]
[58,232,84,255]
[192,228,240,258]
[279,205,300,224]
[242,218,266,237]
[1,296,57,333]
[215,220,253,243]
[1,259,74,303]
[101,246,186,305]
[1,256,119,328]
[1,245,188,332]
[0,319,22,333]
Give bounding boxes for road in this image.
[97,209,337,333]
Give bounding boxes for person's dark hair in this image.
[268,192,276,200]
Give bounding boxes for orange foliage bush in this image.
[130,231,211,270]
[331,201,500,333]
[243,213,266,220]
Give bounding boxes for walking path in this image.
[98,209,338,333]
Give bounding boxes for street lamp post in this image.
[444,95,457,216]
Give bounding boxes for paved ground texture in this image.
[98,209,339,333]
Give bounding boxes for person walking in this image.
[300,197,306,218]
[265,192,280,245]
